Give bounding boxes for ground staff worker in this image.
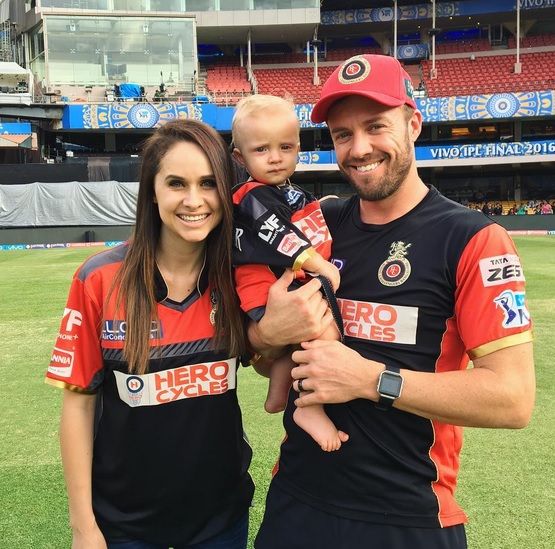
[250,54,535,549]
[46,120,253,548]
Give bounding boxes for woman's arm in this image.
[60,390,107,549]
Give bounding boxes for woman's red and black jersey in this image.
[45,243,254,544]
[273,186,532,528]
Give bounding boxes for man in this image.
[250,54,535,549]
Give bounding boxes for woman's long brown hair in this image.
[111,119,246,374]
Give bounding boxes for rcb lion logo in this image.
[339,56,371,85]
[378,241,412,287]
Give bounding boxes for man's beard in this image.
[340,135,413,202]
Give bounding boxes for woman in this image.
[46,120,254,548]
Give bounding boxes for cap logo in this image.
[339,56,371,85]
[404,78,414,99]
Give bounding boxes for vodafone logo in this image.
[339,298,418,344]
[114,358,237,407]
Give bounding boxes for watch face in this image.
[379,371,403,398]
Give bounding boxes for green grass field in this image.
[0,237,553,548]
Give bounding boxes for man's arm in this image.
[247,269,333,358]
[290,339,535,428]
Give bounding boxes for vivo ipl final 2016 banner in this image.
[418,140,555,161]
[321,0,555,25]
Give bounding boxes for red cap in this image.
[311,54,417,123]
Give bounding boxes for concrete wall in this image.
[1,216,554,246]
[0,225,133,245]
[493,215,555,232]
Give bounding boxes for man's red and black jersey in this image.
[233,180,332,316]
[45,244,254,544]
[273,186,532,528]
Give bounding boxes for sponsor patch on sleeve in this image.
[479,254,525,287]
[48,347,75,378]
[494,290,530,328]
[276,231,307,257]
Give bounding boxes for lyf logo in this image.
[63,308,82,332]
[258,214,285,244]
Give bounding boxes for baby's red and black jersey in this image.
[45,244,254,545]
[233,180,332,315]
[273,186,532,529]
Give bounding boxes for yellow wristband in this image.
[292,247,317,272]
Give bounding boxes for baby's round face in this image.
[234,110,300,185]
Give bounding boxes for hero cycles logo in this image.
[338,298,418,344]
[114,358,236,407]
[292,204,330,248]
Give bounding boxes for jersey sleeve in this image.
[45,271,105,393]
[233,183,314,270]
[454,223,533,359]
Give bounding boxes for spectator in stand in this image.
[507,207,516,216]
[541,201,553,215]
[516,203,528,215]
[493,202,503,216]
[482,202,492,215]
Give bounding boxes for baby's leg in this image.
[293,400,349,452]
[265,354,294,413]
[293,322,349,451]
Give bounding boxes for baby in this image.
[232,94,348,451]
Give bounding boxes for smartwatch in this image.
[376,364,404,411]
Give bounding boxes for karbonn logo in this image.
[338,298,418,344]
[113,358,237,407]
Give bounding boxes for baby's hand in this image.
[319,261,341,293]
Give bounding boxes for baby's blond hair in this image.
[232,94,299,149]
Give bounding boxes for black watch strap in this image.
[376,364,402,411]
